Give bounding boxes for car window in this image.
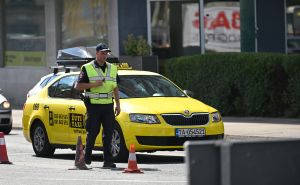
[28,74,60,98]
[40,75,59,88]
[118,75,186,98]
[48,75,80,99]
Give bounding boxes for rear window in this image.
[40,75,59,88]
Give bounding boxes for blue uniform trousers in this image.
[84,103,115,163]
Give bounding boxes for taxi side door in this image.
[68,89,87,145]
[47,74,79,143]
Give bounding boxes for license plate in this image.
[175,128,206,137]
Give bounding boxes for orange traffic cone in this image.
[73,136,88,170]
[123,144,143,173]
[0,132,12,164]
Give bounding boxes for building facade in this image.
[0,0,299,107]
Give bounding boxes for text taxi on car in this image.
[22,46,224,162]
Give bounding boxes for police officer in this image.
[75,43,121,168]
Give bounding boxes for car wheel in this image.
[110,123,128,162]
[31,123,55,157]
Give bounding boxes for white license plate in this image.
[175,128,206,137]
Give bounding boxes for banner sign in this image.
[182,2,240,52]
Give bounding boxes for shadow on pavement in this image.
[35,152,184,164]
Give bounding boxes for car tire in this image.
[110,123,129,162]
[31,123,55,157]
[2,125,12,135]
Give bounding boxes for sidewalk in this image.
[13,110,300,138]
[12,109,23,130]
[223,116,300,124]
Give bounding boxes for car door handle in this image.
[44,105,49,109]
[69,106,75,110]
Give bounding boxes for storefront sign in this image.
[182,2,240,52]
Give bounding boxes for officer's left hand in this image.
[115,105,121,116]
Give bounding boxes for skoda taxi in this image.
[22,47,224,162]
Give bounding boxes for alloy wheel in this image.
[111,129,121,157]
[34,126,45,152]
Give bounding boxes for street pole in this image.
[199,0,205,54]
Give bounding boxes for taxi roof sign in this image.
[113,63,132,70]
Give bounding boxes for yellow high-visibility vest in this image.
[83,61,117,104]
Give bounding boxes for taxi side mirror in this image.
[183,90,194,97]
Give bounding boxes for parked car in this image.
[22,47,224,162]
[0,89,13,134]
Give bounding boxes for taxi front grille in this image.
[161,113,209,126]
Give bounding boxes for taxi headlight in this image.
[2,101,11,109]
[129,114,160,124]
[212,112,221,122]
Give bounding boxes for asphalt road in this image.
[1,110,299,185]
[2,130,187,185]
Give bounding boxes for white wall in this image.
[0,68,49,108]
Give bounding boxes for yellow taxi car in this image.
[22,47,224,162]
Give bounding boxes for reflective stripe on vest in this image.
[83,92,113,98]
[83,61,117,104]
[89,76,116,82]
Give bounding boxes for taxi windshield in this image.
[119,75,186,98]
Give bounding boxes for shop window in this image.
[182,1,240,52]
[4,0,46,67]
[286,0,300,53]
[61,0,108,48]
[151,1,171,49]
[150,0,240,59]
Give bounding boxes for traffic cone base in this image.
[0,132,12,165]
[71,136,89,170]
[123,144,143,174]
[123,168,143,173]
[0,161,12,164]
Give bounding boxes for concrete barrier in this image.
[185,139,300,185]
[185,141,221,185]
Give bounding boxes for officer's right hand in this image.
[94,80,103,87]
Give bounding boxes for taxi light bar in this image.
[112,63,133,70]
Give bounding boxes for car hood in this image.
[120,97,216,114]
[0,94,7,103]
